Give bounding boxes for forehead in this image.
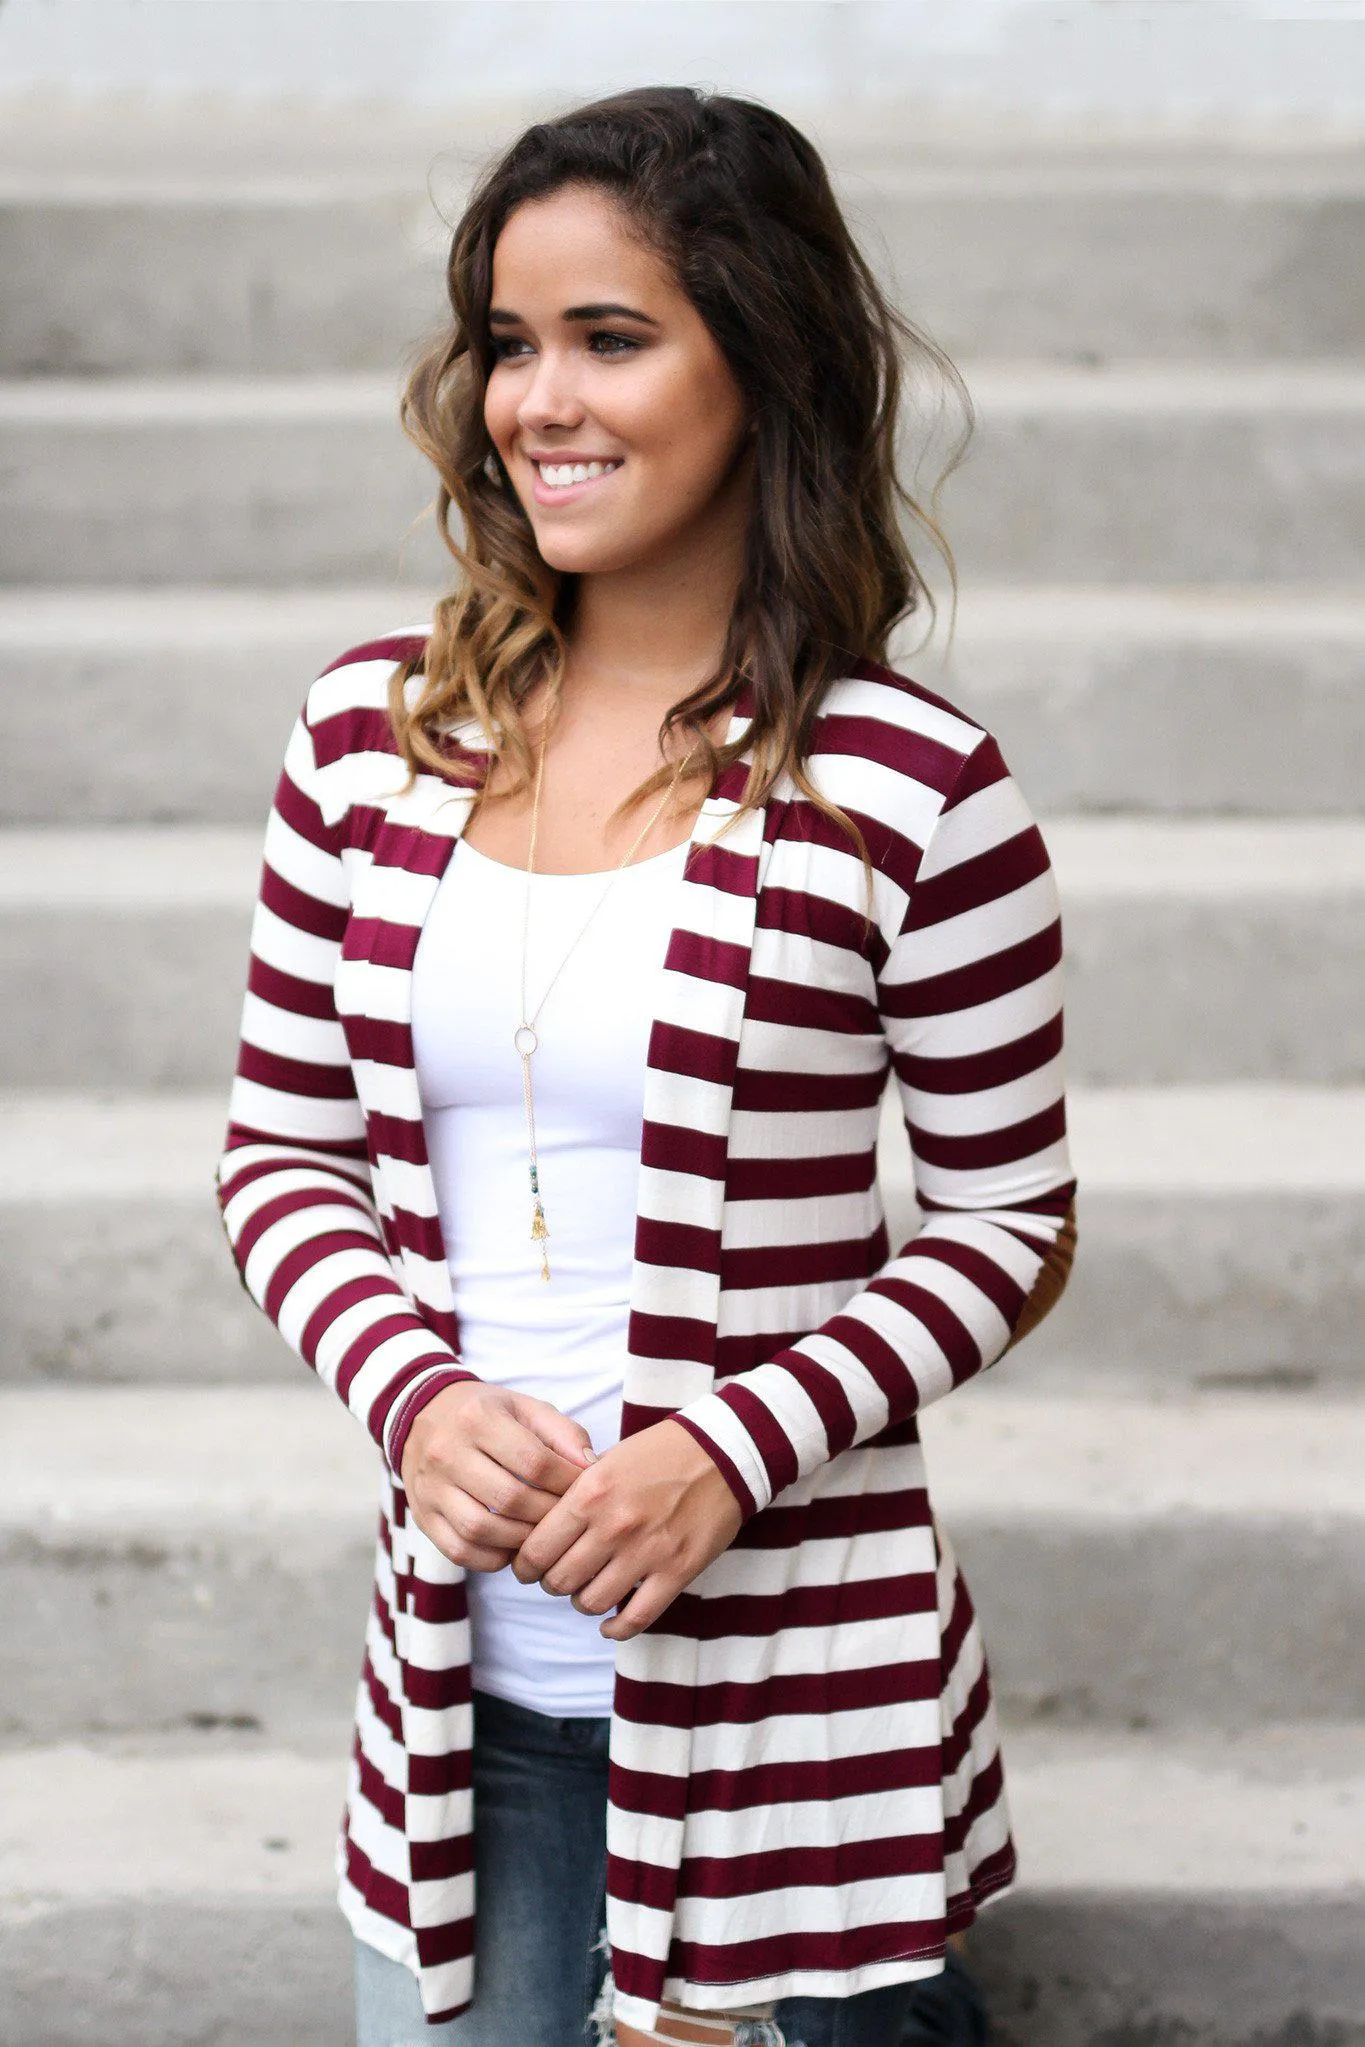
[490,185,678,307]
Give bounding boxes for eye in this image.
[490,336,532,362]
[588,331,642,358]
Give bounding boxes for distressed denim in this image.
[354,1689,990,2047]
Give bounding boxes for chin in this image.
[530,527,659,577]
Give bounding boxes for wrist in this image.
[389,1366,480,1486]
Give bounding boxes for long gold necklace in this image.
[516,714,690,1281]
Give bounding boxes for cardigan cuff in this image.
[384,1363,482,1486]
[668,1395,774,1522]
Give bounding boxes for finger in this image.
[437,1482,538,1553]
[423,1513,518,1575]
[511,1490,593,1584]
[479,1406,595,1508]
[454,1445,565,1529]
[537,1527,621,1602]
[509,1394,598,1475]
[567,1552,644,1617]
[598,1573,676,1641]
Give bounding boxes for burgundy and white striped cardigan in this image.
[215,628,1078,2035]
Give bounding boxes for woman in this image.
[216,86,1078,2047]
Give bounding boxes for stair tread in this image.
[5,583,1365,644]
[4,1723,1361,1899]
[5,815,1365,907]
[6,1082,1365,1194]
[5,361,1365,415]
[2,1382,1360,1534]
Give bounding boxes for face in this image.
[483,184,752,578]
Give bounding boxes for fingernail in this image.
[581,1446,597,1462]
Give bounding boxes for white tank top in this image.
[409,830,691,1715]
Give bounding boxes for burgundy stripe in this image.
[356,1748,405,1832]
[680,1830,944,1902]
[236,1041,357,1101]
[892,1013,1064,1094]
[309,706,402,772]
[820,698,970,799]
[723,1147,875,1202]
[640,1117,728,1179]
[272,766,342,857]
[670,1415,758,1519]
[907,1097,1067,1171]
[246,952,338,1020]
[756,879,876,956]
[316,632,429,678]
[646,1021,735,1086]
[259,860,347,942]
[343,1014,415,1066]
[720,1234,878,1291]
[683,1740,943,1815]
[649,1918,953,1990]
[410,1831,474,1885]
[664,1566,940,1644]
[343,1838,412,1930]
[742,972,878,1035]
[880,919,1061,1018]
[731,1064,882,1113]
[408,1749,472,1798]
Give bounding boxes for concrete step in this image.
[1,1724,1361,2046]
[7,585,1365,824]
[5,154,1365,374]
[2,1381,1360,1737]
[907,585,1365,818]
[2,366,1364,585]
[5,1085,1362,1395]
[3,820,1363,1086]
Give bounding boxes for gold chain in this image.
[516,712,691,1281]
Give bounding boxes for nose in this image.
[515,345,586,438]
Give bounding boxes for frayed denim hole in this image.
[588,1961,616,2047]
[734,2022,786,2047]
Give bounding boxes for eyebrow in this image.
[487,302,660,328]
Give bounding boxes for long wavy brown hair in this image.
[391,85,971,906]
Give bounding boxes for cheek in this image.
[483,373,516,451]
[624,366,745,497]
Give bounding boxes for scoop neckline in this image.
[457,833,692,880]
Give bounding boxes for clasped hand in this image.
[399,1382,743,1641]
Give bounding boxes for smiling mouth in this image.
[532,458,622,492]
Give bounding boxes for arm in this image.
[669,730,1079,1521]
[213,687,478,1483]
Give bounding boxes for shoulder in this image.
[300,624,432,750]
[805,657,998,819]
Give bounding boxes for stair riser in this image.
[5,1186,1361,1393]
[8,621,1365,822]
[5,185,1364,374]
[4,899,1362,1086]
[5,1512,1360,1739]
[933,630,1365,818]
[0,1901,351,2047]
[974,1893,1365,2047]
[2,400,1362,585]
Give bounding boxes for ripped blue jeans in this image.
[354,1689,990,2047]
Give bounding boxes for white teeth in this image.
[536,460,619,490]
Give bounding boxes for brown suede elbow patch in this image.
[1005,1195,1078,1351]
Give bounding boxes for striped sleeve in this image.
[672,731,1079,1520]
[214,691,478,1481]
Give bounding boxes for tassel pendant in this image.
[528,1165,550,1283]
[516,1024,551,1281]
